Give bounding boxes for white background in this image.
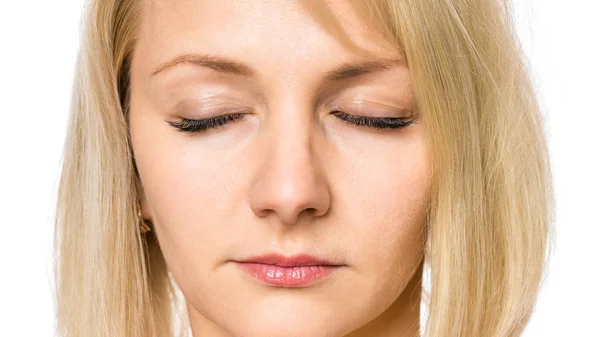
[0,0,598,336]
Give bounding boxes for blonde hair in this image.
[54,0,554,336]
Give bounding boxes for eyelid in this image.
[175,100,250,118]
[331,98,412,117]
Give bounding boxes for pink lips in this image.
[234,254,342,287]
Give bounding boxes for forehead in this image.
[134,0,402,80]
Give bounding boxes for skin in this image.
[129,1,432,336]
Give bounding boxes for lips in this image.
[236,253,340,267]
[233,254,343,287]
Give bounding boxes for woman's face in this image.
[130,1,431,336]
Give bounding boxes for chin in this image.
[227,299,355,337]
[236,320,345,337]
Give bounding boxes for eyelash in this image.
[167,113,247,133]
[330,111,416,130]
[167,111,416,134]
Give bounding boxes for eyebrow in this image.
[150,53,405,82]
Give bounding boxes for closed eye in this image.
[167,113,246,134]
[330,111,416,130]
[167,111,416,134]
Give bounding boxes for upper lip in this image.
[234,253,342,267]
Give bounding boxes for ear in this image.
[136,178,152,221]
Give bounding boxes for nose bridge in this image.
[249,99,331,227]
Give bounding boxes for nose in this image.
[248,108,331,228]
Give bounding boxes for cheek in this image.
[333,126,431,301]
[352,152,430,262]
[130,112,250,278]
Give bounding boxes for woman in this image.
[54,0,554,336]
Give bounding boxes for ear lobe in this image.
[136,178,152,221]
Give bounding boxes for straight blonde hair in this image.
[54,0,554,336]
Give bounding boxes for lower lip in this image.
[235,262,340,287]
